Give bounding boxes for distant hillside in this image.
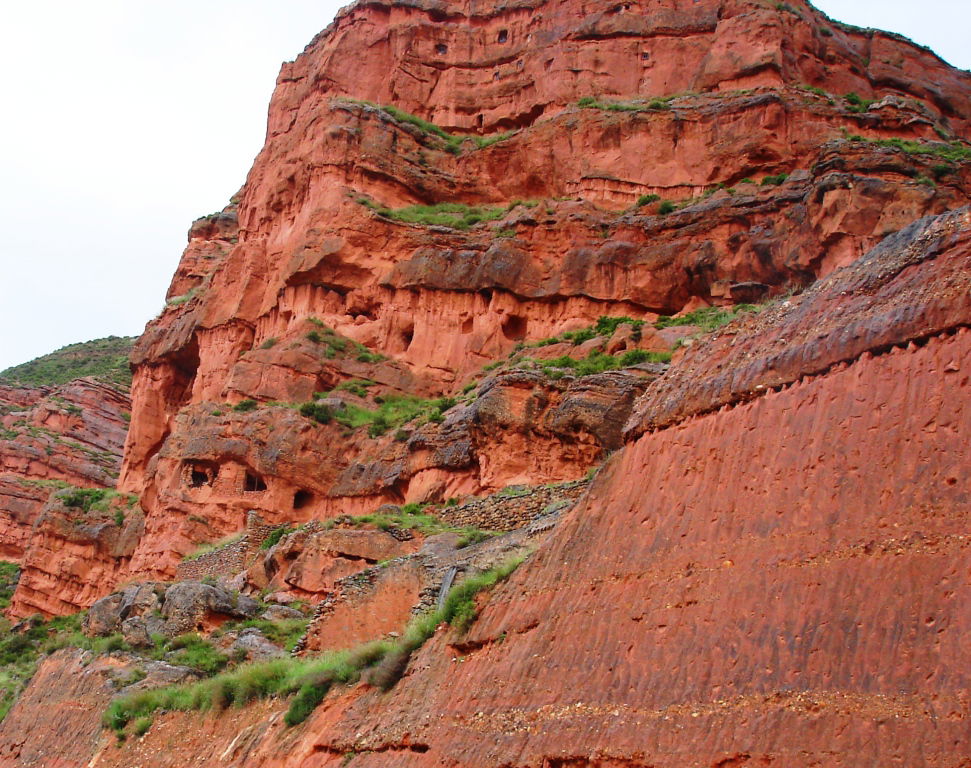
[0,336,135,388]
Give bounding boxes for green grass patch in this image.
[259,526,294,551]
[0,336,135,389]
[165,634,229,676]
[358,199,506,231]
[798,84,828,97]
[214,618,309,653]
[845,134,971,164]
[535,348,672,378]
[57,488,137,518]
[472,131,517,149]
[529,315,646,348]
[334,379,376,398]
[655,304,760,332]
[333,395,457,437]
[578,96,673,112]
[342,100,515,155]
[104,557,525,735]
[844,92,876,113]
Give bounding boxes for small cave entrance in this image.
[435,43,448,55]
[244,472,267,493]
[501,314,528,341]
[293,490,314,510]
[461,317,474,335]
[497,29,508,44]
[184,461,218,489]
[400,323,415,351]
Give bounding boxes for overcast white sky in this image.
[0,1,968,372]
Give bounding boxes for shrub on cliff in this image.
[299,402,333,424]
[760,173,789,186]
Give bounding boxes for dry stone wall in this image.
[435,480,588,531]
[175,511,281,581]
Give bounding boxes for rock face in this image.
[0,377,132,617]
[7,492,143,619]
[111,0,971,591]
[0,379,131,562]
[2,0,971,765]
[29,201,964,768]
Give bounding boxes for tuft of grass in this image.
[472,131,517,149]
[214,618,309,652]
[132,716,153,737]
[655,304,760,333]
[844,92,876,113]
[259,526,293,551]
[760,173,789,186]
[319,394,457,437]
[334,379,376,398]
[578,96,673,112]
[455,530,494,549]
[105,557,525,734]
[657,200,676,215]
[635,194,660,207]
[798,84,828,97]
[358,199,506,231]
[233,399,258,413]
[528,315,645,349]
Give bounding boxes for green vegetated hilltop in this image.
[0,336,136,389]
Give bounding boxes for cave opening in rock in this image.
[293,490,314,510]
[435,43,447,55]
[244,472,267,492]
[498,29,508,43]
[184,461,218,488]
[501,314,528,341]
[401,324,415,350]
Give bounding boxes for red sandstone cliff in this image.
[1,0,970,765]
[5,189,969,768]
[107,0,971,591]
[0,379,130,564]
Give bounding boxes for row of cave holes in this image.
[399,313,525,345]
[435,29,508,56]
[186,464,314,511]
